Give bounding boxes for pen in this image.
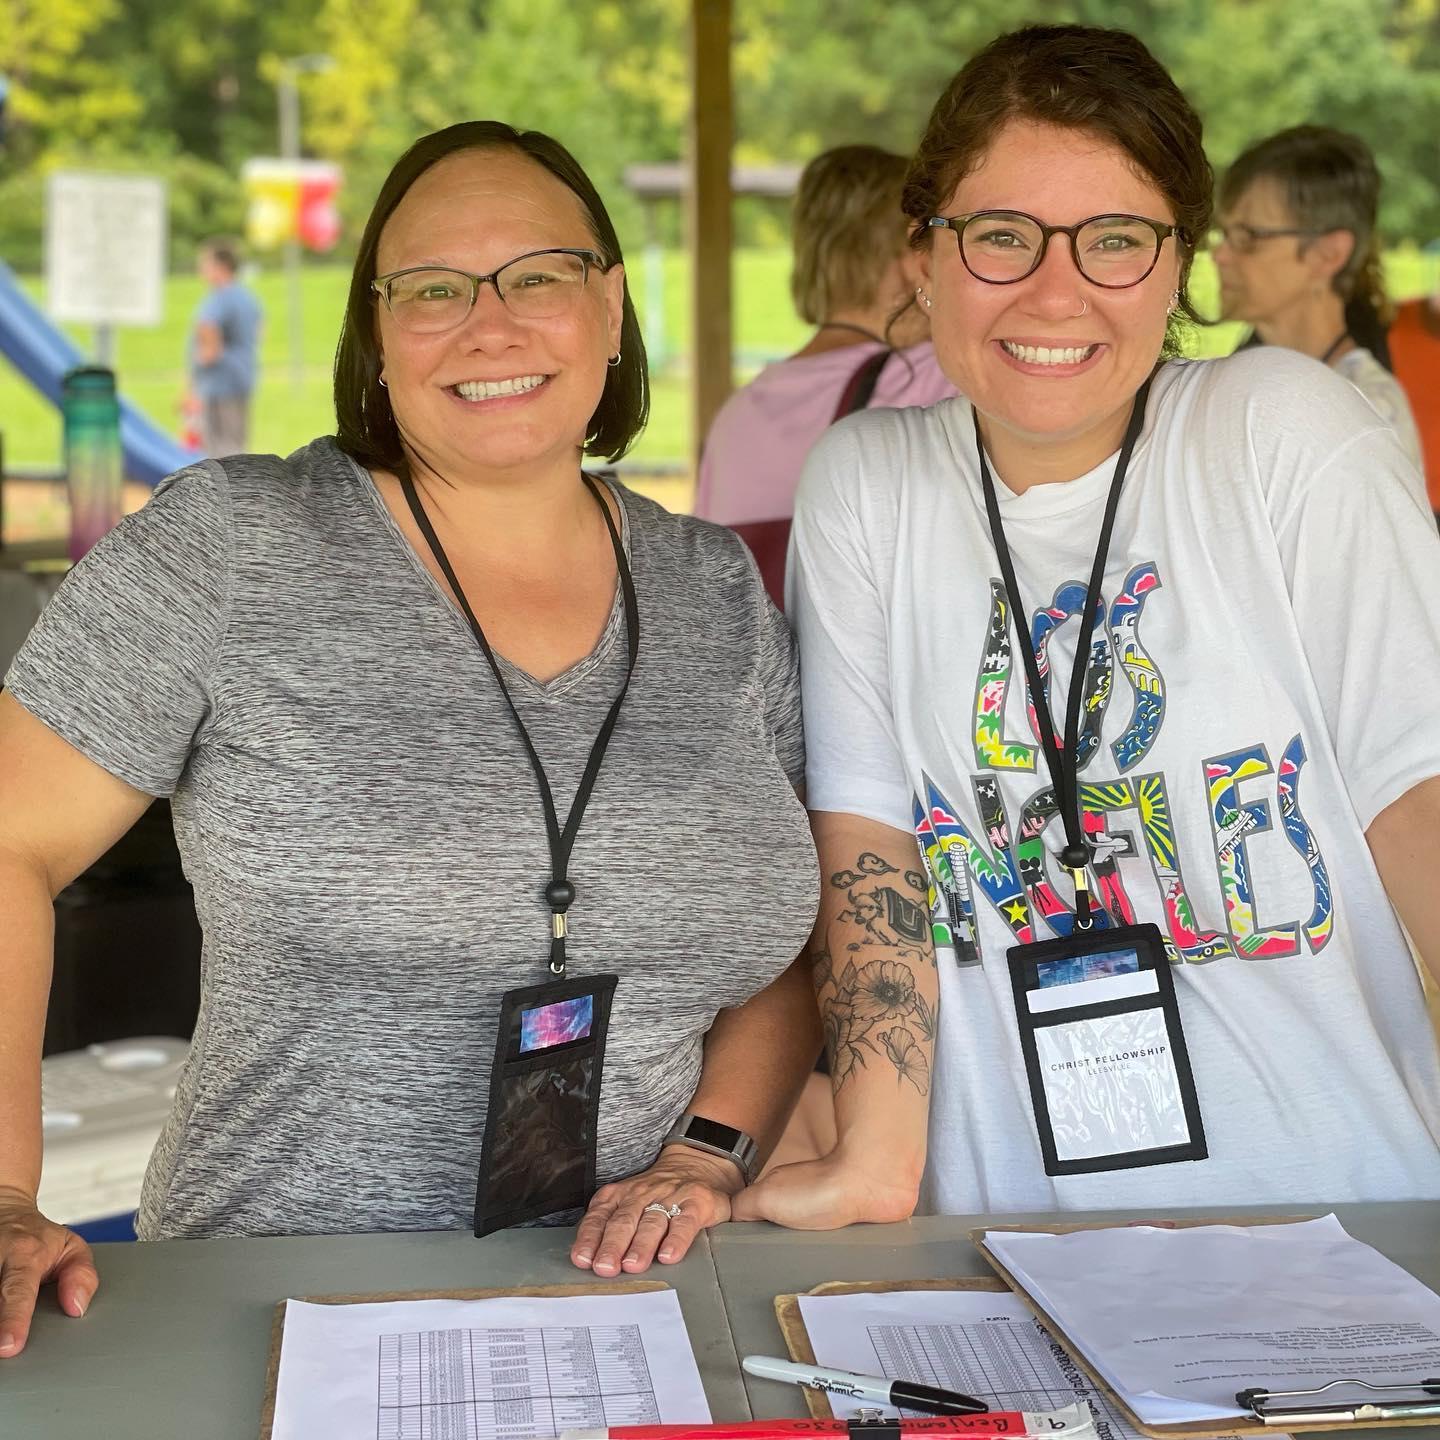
[743,1356,990,1417]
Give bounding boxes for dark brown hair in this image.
[1221,125,1392,366]
[791,145,911,325]
[902,24,1213,357]
[334,121,648,472]
[200,238,242,274]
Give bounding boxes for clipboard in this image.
[774,1277,1019,1419]
[970,1217,1440,1437]
[258,1279,669,1440]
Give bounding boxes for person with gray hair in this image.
[1213,125,1424,499]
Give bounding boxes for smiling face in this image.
[374,147,625,482]
[919,121,1181,476]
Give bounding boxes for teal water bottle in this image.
[63,366,124,562]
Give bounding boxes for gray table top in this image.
[5,1203,1439,1440]
[713,1203,1440,1440]
[3,1226,745,1440]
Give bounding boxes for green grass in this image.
[2,247,1432,475]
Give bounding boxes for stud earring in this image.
[916,286,933,310]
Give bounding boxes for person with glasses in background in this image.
[0,121,821,1359]
[725,24,1440,1231]
[694,146,954,593]
[1212,126,1426,503]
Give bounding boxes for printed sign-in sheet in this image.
[271,1289,711,1440]
[797,1289,1145,1440]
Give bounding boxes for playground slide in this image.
[0,260,195,486]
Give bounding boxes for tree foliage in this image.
[2,0,1438,269]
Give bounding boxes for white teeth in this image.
[1001,341,1098,366]
[453,374,547,400]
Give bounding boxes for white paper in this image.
[983,1215,1440,1425]
[1033,1008,1189,1162]
[1027,971,1159,1013]
[796,1288,1134,1440]
[271,1288,711,1440]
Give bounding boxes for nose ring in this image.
[1074,298,1089,318]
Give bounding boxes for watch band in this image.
[662,1112,760,1184]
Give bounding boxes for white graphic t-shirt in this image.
[1334,345,1426,497]
[792,348,1440,1214]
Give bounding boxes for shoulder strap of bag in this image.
[831,348,892,423]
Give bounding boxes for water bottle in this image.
[62,366,123,562]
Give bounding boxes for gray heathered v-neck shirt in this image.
[7,438,818,1239]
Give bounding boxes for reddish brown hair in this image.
[902,24,1213,355]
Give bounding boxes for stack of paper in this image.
[797,1286,1137,1440]
[270,1288,711,1440]
[981,1216,1440,1426]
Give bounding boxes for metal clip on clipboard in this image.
[1236,1379,1440,1424]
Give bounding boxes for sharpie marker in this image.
[744,1356,988,1417]
[554,1401,1096,1440]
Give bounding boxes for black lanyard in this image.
[400,470,640,976]
[974,377,1153,930]
[1320,330,1351,365]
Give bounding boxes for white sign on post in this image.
[44,172,168,327]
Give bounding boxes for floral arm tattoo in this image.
[814,851,936,1094]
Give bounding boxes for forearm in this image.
[811,811,936,1199]
[1368,775,1440,985]
[682,953,823,1162]
[0,855,57,1201]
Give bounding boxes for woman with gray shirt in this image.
[0,122,819,1357]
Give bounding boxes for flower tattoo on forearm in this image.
[812,853,935,1093]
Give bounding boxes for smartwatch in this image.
[662,1112,760,1184]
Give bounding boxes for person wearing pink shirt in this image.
[695,146,956,532]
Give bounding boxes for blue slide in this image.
[0,259,195,486]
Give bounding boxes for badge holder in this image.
[474,972,619,1237]
[1007,921,1206,1176]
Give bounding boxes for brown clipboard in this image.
[970,1216,1440,1438]
[774,1277,1013,1419]
[258,1279,670,1440]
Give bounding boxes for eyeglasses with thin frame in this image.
[927,210,1184,288]
[1207,222,1326,256]
[372,247,608,333]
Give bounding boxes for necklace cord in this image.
[399,471,639,974]
[974,376,1154,930]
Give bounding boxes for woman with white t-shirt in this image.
[1213,126,1425,494]
[730,23,1440,1228]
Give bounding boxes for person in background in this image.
[694,145,955,531]
[186,238,263,458]
[1391,275,1440,514]
[1213,126,1425,499]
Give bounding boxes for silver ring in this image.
[643,1202,683,1221]
[1075,297,1089,317]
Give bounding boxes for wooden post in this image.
[687,0,733,470]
